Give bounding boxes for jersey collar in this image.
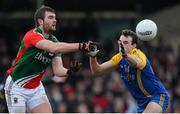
[35,27,43,34]
[35,27,51,39]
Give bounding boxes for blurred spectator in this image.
[76,102,89,113]
[56,102,68,113]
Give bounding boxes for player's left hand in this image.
[87,41,100,57]
[67,60,82,75]
[118,40,127,58]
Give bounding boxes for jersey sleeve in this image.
[23,32,45,48]
[54,53,61,58]
[132,50,146,69]
[110,53,123,67]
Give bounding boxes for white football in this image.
[136,19,157,41]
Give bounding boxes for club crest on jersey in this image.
[120,64,135,81]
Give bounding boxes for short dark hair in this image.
[121,29,138,45]
[34,5,55,27]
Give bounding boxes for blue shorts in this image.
[137,93,170,113]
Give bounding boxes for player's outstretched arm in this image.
[35,40,89,54]
[90,57,103,76]
[87,42,115,76]
[90,57,113,76]
[90,57,115,76]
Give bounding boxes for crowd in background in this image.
[0,22,180,113]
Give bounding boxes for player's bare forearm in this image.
[52,57,69,77]
[36,40,79,54]
[125,54,142,69]
[90,57,114,76]
[53,42,79,54]
[90,57,102,76]
[53,65,69,77]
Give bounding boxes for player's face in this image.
[119,35,135,52]
[43,11,57,32]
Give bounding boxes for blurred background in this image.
[0,0,180,113]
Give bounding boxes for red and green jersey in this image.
[7,27,61,89]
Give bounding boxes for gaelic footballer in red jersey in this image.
[5,5,97,113]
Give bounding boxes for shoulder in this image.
[24,28,44,38]
[130,48,146,57]
[110,53,123,66]
[134,48,147,69]
[23,28,45,48]
[136,49,146,58]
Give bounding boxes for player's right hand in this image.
[79,41,91,51]
[118,40,127,58]
[79,41,100,57]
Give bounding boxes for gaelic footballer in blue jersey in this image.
[89,29,170,113]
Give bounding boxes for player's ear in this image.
[37,18,43,26]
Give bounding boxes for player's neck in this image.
[39,26,51,39]
[43,32,50,39]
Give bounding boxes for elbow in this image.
[54,67,68,77]
[53,70,59,77]
[91,70,96,76]
[92,72,102,77]
[53,69,63,77]
[91,69,102,76]
[54,72,66,77]
[52,76,66,83]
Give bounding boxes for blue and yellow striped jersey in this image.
[110,48,169,101]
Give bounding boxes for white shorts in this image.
[4,76,49,113]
